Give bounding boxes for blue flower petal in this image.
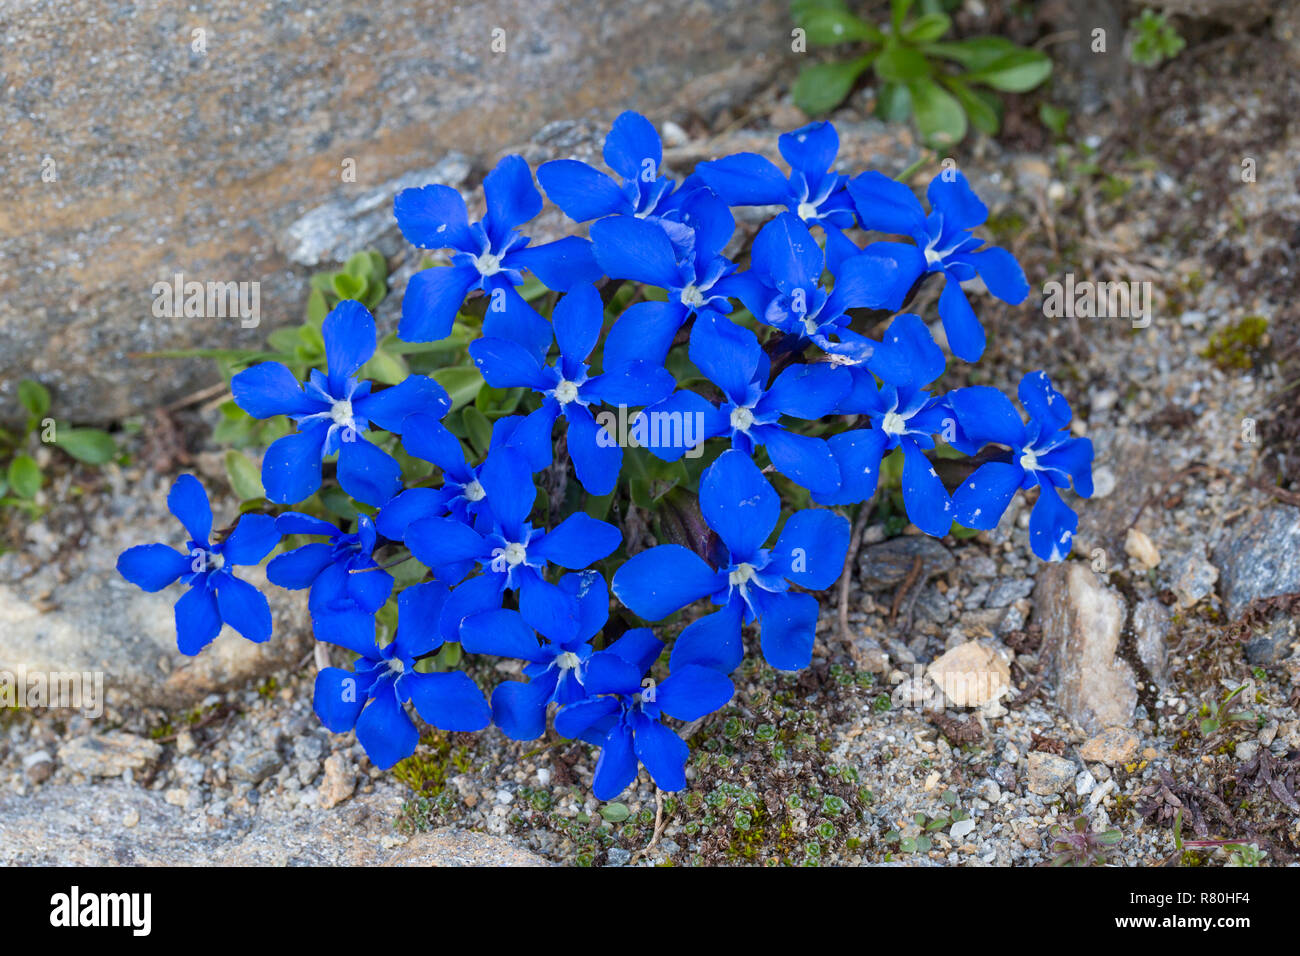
[313,666,367,733]
[478,447,537,540]
[551,282,605,363]
[632,717,688,792]
[267,542,335,590]
[322,300,377,393]
[656,664,735,721]
[406,670,491,732]
[230,361,318,420]
[751,212,823,293]
[554,695,620,741]
[530,512,621,568]
[959,246,1028,304]
[612,544,722,620]
[336,438,403,507]
[460,608,545,660]
[927,170,988,237]
[590,214,682,289]
[946,386,1028,449]
[603,627,664,674]
[564,403,623,497]
[634,389,722,461]
[117,543,190,592]
[583,360,676,408]
[688,311,763,406]
[406,517,487,571]
[937,275,986,362]
[603,111,662,181]
[167,473,212,544]
[400,414,466,471]
[753,426,841,495]
[1041,437,1094,497]
[375,487,450,541]
[778,120,838,174]
[394,183,474,250]
[346,565,395,614]
[771,508,850,590]
[602,300,687,371]
[560,570,610,643]
[262,424,328,505]
[694,152,791,207]
[847,171,928,239]
[952,461,1024,530]
[313,607,381,658]
[215,574,272,644]
[700,448,779,561]
[469,336,553,391]
[220,513,279,567]
[354,375,450,434]
[584,652,645,697]
[491,674,558,741]
[868,312,946,390]
[275,512,341,537]
[901,439,954,536]
[668,601,745,674]
[815,428,888,505]
[537,159,630,222]
[823,248,908,315]
[481,283,555,360]
[1028,481,1079,562]
[1018,370,1072,435]
[399,265,478,343]
[482,154,543,245]
[355,687,419,770]
[591,723,639,801]
[518,576,579,644]
[438,573,505,645]
[509,236,602,290]
[175,584,222,656]
[756,589,820,671]
[756,362,849,420]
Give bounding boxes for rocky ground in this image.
[3,16,1299,867]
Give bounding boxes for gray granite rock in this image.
[1214,506,1300,618]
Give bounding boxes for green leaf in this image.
[944,77,1000,136]
[890,0,914,33]
[600,802,631,823]
[909,79,967,146]
[461,405,493,457]
[306,289,331,324]
[432,365,486,412]
[901,12,950,44]
[921,36,1022,71]
[799,9,882,46]
[875,81,912,122]
[875,44,931,84]
[54,428,117,465]
[792,56,873,115]
[18,379,51,420]
[332,273,366,301]
[225,450,265,500]
[964,48,1052,93]
[1039,102,1070,138]
[359,346,408,386]
[7,454,42,499]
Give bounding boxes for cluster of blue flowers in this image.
[118,113,1091,800]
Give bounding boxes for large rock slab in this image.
[1033,562,1137,734]
[1214,506,1300,619]
[0,0,784,423]
[0,782,548,866]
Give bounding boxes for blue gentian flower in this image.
[230,300,450,506]
[375,411,545,545]
[639,312,846,494]
[116,474,279,655]
[612,449,849,673]
[459,570,612,740]
[468,283,676,495]
[313,581,491,770]
[394,154,603,356]
[946,371,1094,561]
[590,189,745,369]
[694,121,856,230]
[266,511,393,644]
[820,313,956,537]
[553,634,734,800]
[402,447,622,643]
[847,169,1029,362]
[537,111,696,224]
[732,211,903,364]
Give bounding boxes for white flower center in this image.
[729,562,756,588]
[555,651,582,671]
[802,315,819,335]
[1019,449,1040,472]
[553,380,580,404]
[475,252,503,276]
[680,284,706,309]
[730,406,755,431]
[330,399,354,427]
[386,658,405,677]
[463,479,486,502]
[501,542,527,567]
[881,411,907,436]
[796,201,819,221]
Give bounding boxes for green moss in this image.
[1200,316,1268,371]
[393,730,473,832]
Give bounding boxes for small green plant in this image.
[1200,316,1268,371]
[1,380,118,519]
[1049,815,1122,866]
[1198,682,1256,738]
[791,0,1052,145]
[1128,10,1185,68]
